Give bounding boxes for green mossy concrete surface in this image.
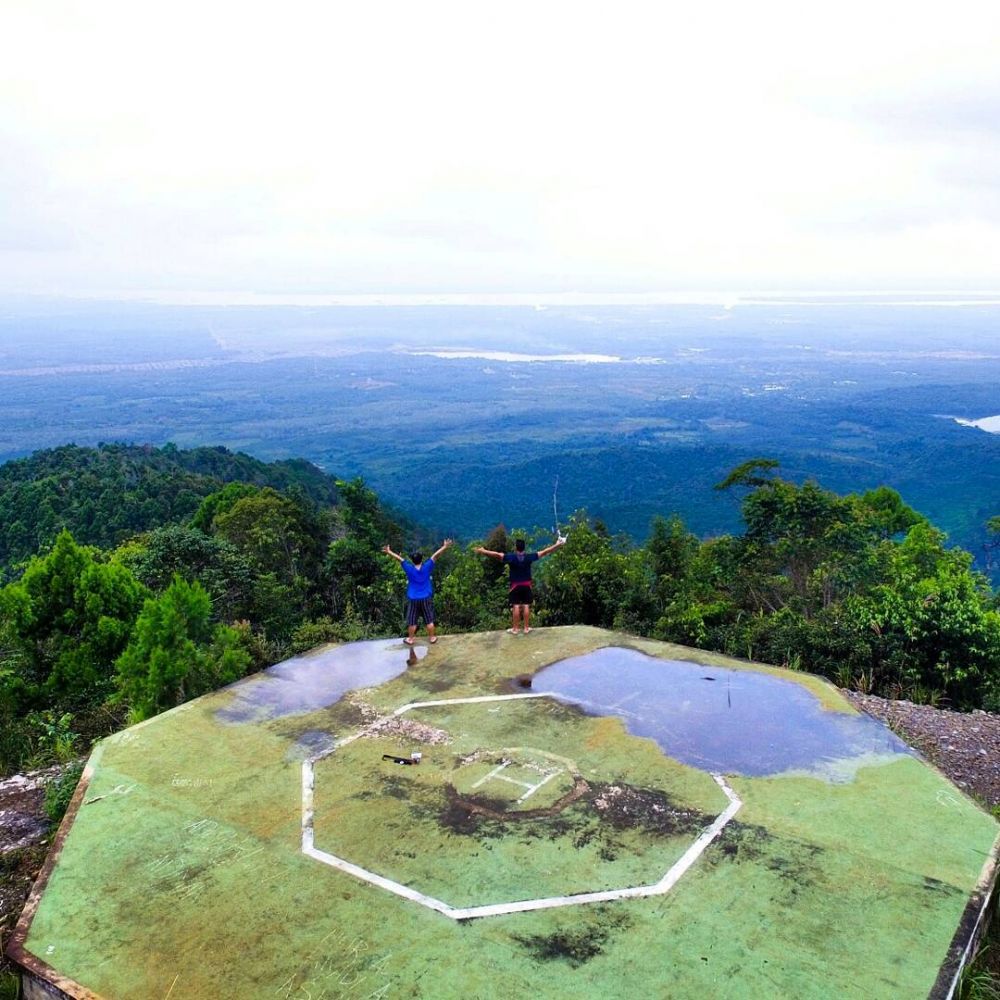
[20,627,1000,999]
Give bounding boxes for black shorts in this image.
[509,584,533,606]
[406,597,435,626]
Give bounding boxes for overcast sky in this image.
[2,1,1000,299]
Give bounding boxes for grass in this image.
[963,925,1000,1000]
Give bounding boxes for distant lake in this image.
[955,415,1000,433]
[408,350,623,363]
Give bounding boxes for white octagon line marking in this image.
[301,693,743,920]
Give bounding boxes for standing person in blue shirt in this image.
[475,536,566,634]
[383,539,452,645]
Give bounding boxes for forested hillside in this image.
[0,443,338,574]
[7,302,1000,575]
[1,443,998,779]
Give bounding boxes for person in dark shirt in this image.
[383,539,452,644]
[474,536,566,634]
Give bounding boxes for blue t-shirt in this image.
[402,558,435,599]
[503,551,539,585]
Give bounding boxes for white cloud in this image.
[2,0,1000,295]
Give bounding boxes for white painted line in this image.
[492,773,538,791]
[303,845,454,916]
[471,761,513,789]
[301,692,745,921]
[449,885,654,920]
[392,692,556,716]
[652,775,742,894]
[446,776,744,919]
[301,759,314,852]
[516,768,561,803]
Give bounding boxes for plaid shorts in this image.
[406,597,435,627]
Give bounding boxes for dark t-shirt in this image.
[503,551,539,585]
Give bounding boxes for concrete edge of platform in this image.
[5,755,103,1000]
[931,829,1000,1000]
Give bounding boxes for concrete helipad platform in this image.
[9,627,999,999]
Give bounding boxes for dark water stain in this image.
[379,774,412,800]
[421,673,461,694]
[922,875,962,898]
[513,909,633,967]
[284,729,338,762]
[216,639,420,724]
[438,790,511,838]
[710,820,825,890]
[534,646,911,778]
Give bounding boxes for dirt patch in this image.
[438,790,513,837]
[443,777,591,825]
[0,766,61,853]
[588,782,712,837]
[0,766,66,978]
[1,844,49,954]
[361,714,451,746]
[844,692,1000,809]
[437,778,713,852]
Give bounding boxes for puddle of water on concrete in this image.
[534,646,910,779]
[216,639,421,723]
[285,730,339,761]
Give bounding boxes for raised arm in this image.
[474,546,505,560]
[537,537,568,559]
[382,544,405,563]
[431,538,454,561]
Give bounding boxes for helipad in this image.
[9,627,999,999]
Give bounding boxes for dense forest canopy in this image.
[1,442,998,777]
[6,302,1000,575]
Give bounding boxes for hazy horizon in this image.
[7,290,1000,309]
[4,2,1000,298]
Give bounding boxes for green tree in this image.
[115,576,251,721]
[190,482,260,533]
[213,488,325,584]
[325,478,406,628]
[2,531,147,708]
[538,514,634,628]
[436,545,508,631]
[114,524,255,622]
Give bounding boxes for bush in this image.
[290,616,371,653]
[44,760,85,826]
[0,710,82,776]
